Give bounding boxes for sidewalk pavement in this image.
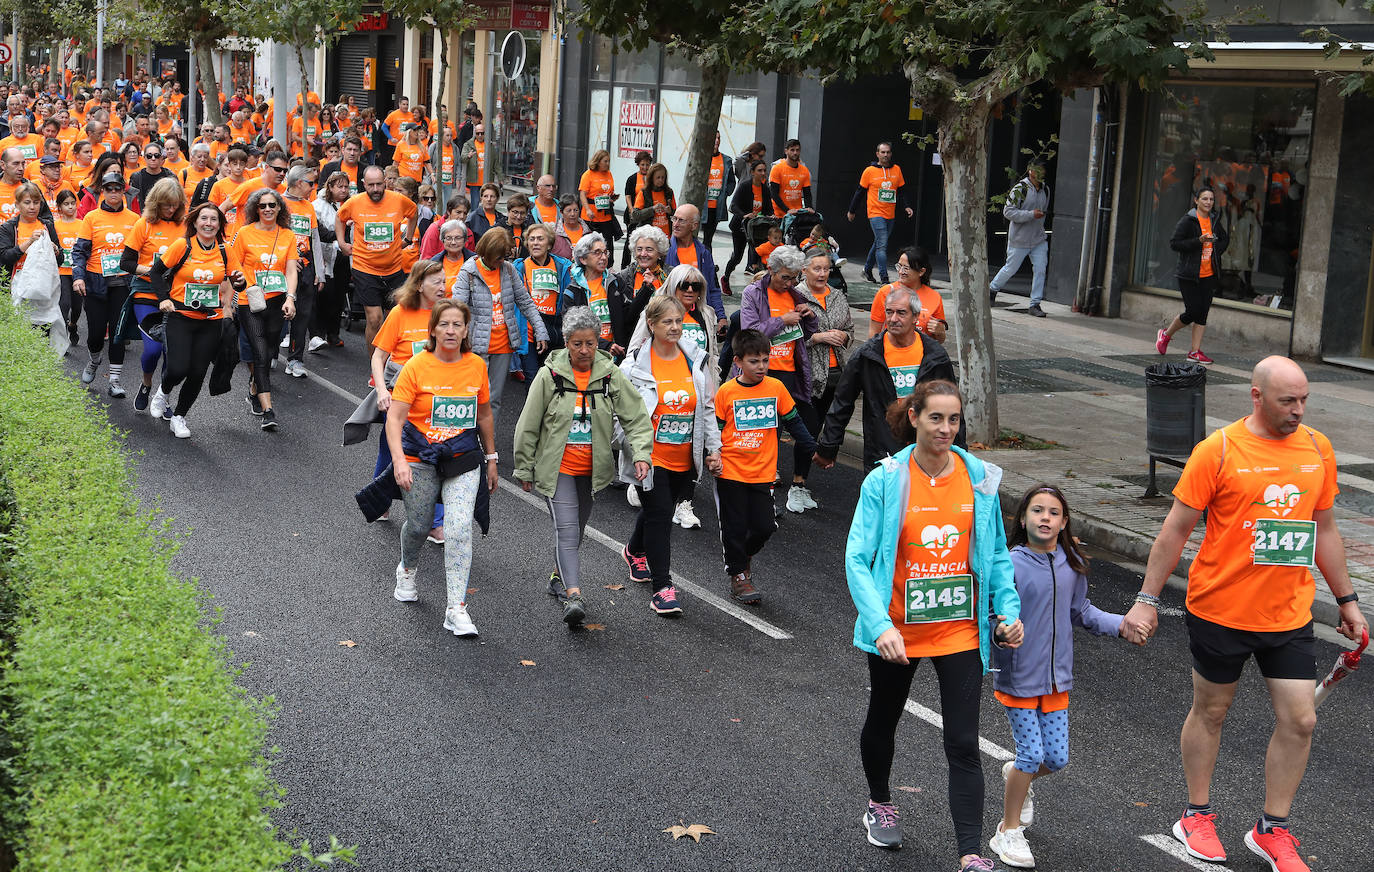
[708,233,1374,629]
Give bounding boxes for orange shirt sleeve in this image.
[1172,431,1225,512]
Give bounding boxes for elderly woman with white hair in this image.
[741,244,820,514]
[566,230,635,357]
[513,305,654,627]
[429,217,473,298]
[614,224,668,321]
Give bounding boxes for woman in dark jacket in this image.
[465,182,508,242]
[723,159,786,292]
[1156,186,1229,365]
[0,183,62,276]
[565,231,635,358]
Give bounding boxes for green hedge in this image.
[0,304,291,870]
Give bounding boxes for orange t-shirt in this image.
[558,367,594,477]
[477,261,512,354]
[634,187,673,235]
[1198,214,1214,279]
[229,223,297,305]
[1173,418,1338,632]
[78,206,139,276]
[392,142,427,181]
[649,349,696,472]
[715,376,796,484]
[179,165,215,202]
[889,453,980,658]
[872,283,943,333]
[373,304,433,366]
[533,199,559,226]
[209,176,246,229]
[676,244,698,268]
[225,179,285,237]
[884,333,925,398]
[54,215,83,277]
[585,274,613,341]
[579,170,615,222]
[442,254,465,298]
[125,216,185,300]
[766,287,801,372]
[524,258,561,317]
[391,351,490,461]
[11,218,45,271]
[290,118,322,157]
[860,164,905,220]
[437,145,457,185]
[811,285,839,368]
[564,223,584,248]
[706,153,726,209]
[994,689,1070,712]
[383,110,415,143]
[336,191,417,277]
[159,236,243,320]
[769,161,811,216]
[755,240,778,261]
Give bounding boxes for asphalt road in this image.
[77,332,1370,872]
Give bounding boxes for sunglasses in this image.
[421,195,436,202]
[678,281,705,292]
[258,201,280,210]
[268,165,288,173]
[145,152,163,158]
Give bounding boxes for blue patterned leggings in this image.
[1004,706,1070,774]
[400,465,479,611]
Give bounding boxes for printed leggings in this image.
[1005,705,1070,774]
[399,465,479,611]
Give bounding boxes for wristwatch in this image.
[1336,593,1359,605]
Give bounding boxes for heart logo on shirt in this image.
[1261,483,1302,517]
[662,389,691,409]
[192,268,215,283]
[920,524,961,558]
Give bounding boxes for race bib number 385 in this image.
[903,574,975,624]
[1252,518,1317,568]
[363,221,394,244]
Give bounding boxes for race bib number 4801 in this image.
[431,394,477,431]
[1252,518,1317,567]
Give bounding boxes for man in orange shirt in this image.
[0,148,28,222]
[0,114,41,165]
[847,141,912,284]
[383,96,414,147]
[336,164,419,345]
[768,139,812,218]
[1128,356,1368,872]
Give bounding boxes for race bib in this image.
[184,282,220,308]
[1252,518,1317,568]
[18,144,36,160]
[289,213,311,236]
[431,394,477,430]
[257,270,287,294]
[363,221,394,244]
[441,169,453,184]
[889,365,920,398]
[594,194,611,213]
[733,397,777,431]
[410,340,427,358]
[903,574,975,624]
[567,406,593,445]
[654,413,693,445]
[772,323,802,346]
[707,184,722,202]
[590,297,612,339]
[531,268,559,315]
[61,247,72,268]
[878,188,897,204]
[681,320,707,349]
[100,252,122,277]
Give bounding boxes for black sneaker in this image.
[134,383,151,412]
[623,546,651,584]
[862,268,877,283]
[246,393,264,416]
[260,408,278,431]
[1026,304,1046,318]
[562,594,585,626]
[546,570,566,600]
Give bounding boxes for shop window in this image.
[614,46,659,85]
[588,36,612,82]
[1132,82,1316,313]
[662,50,701,89]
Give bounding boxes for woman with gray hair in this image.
[429,217,473,298]
[566,230,635,357]
[741,244,820,514]
[615,224,668,320]
[513,306,654,626]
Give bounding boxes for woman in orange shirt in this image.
[0,182,62,288]
[868,246,948,343]
[1158,186,1230,365]
[578,149,619,241]
[119,177,187,413]
[230,187,298,431]
[630,162,675,237]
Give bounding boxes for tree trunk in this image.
[194,42,222,124]
[937,106,999,445]
[679,58,727,213]
[293,40,312,115]
[433,32,449,207]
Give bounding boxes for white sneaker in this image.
[443,604,478,636]
[674,500,701,529]
[307,336,328,351]
[989,822,1035,869]
[107,378,126,398]
[786,485,814,514]
[286,360,307,378]
[169,415,191,439]
[279,335,290,348]
[149,388,169,420]
[1002,760,1034,826]
[393,562,419,602]
[627,486,641,508]
[81,358,100,384]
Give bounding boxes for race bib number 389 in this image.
[1252,518,1317,568]
[654,413,693,445]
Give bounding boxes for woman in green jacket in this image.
[513,306,654,626]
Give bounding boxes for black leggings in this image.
[703,205,725,249]
[60,275,83,330]
[714,478,775,575]
[771,369,815,481]
[84,283,130,363]
[240,294,286,395]
[313,258,350,340]
[288,265,317,361]
[161,314,223,416]
[1178,274,1218,326]
[587,219,619,243]
[725,214,750,276]
[628,465,695,591]
[862,649,985,858]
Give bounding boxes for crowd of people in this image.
[3,69,1367,872]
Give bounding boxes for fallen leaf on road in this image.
[520,659,537,666]
[663,823,715,842]
[338,640,357,648]
[583,623,606,631]
[730,718,741,723]
[468,587,479,594]
[896,785,922,793]
[1133,801,1149,808]
[604,583,624,591]
[243,631,259,637]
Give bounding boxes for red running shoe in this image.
[1245,825,1308,872]
[1187,349,1215,365]
[1156,328,1171,355]
[1172,812,1227,862]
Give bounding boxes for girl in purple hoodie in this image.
[987,484,1140,869]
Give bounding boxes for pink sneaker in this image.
[1155,329,1170,355]
[1187,350,1214,365]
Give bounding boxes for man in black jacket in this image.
[813,284,960,469]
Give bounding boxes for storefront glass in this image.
[499,32,541,184]
[1132,81,1315,313]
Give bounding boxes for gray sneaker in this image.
[862,801,902,849]
[561,594,585,626]
[81,358,100,384]
[1026,304,1046,318]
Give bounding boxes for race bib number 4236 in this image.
[732,397,778,431]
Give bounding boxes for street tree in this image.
[750,0,1213,442]
[1309,0,1374,95]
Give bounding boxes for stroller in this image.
[743,213,780,272]
[781,209,823,246]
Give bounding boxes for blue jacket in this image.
[991,545,1123,698]
[512,252,573,346]
[845,444,1019,673]
[664,238,722,317]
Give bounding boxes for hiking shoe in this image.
[1026,304,1046,318]
[862,268,877,283]
[1173,812,1226,862]
[786,485,815,514]
[169,415,191,439]
[562,594,586,626]
[260,408,279,431]
[1156,328,1171,355]
[443,604,478,636]
[673,500,702,529]
[81,357,100,384]
[627,486,641,508]
[134,383,151,411]
[730,571,761,605]
[649,585,683,616]
[547,570,566,600]
[107,378,126,398]
[1187,349,1215,365]
[393,563,418,602]
[1001,760,1034,826]
[149,387,169,420]
[246,393,264,416]
[1245,825,1307,872]
[623,546,651,583]
[990,823,1035,869]
[307,336,328,351]
[862,800,902,849]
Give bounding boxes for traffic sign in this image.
[0,44,12,66]
[501,31,525,80]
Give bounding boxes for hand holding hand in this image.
[813,452,834,470]
[996,616,1025,648]
[705,452,723,476]
[1121,602,1159,642]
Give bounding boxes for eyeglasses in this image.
[669,217,692,224]
[441,234,463,242]
[304,178,318,187]
[678,281,705,292]
[145,152,162,159]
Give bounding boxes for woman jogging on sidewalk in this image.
[846,379,1022,872]
[1157,186,1229,365]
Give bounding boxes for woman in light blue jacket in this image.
[845,379,1023,872]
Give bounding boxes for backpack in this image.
[550,369,617,423]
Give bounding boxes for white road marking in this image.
[302,365,794,641]
[901,699,1015,762]
[1139,833,1235,871]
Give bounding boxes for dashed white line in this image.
[1139,833,1235,871]
[901,699,1015,762]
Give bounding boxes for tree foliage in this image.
[1308,0,1374,96]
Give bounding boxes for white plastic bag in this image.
[10,233,70,356]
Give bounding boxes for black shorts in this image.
[1185,610,1315,684]
[352,270,404,308]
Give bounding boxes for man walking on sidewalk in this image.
[989,162,1050,317]
[1124,355,1368,872]
[847,141,912,285]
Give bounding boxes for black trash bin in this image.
[1143,361,1206,496]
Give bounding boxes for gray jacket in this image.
[616,339,721,487]
[451,257,549,354]
[1003,176,1050,249]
